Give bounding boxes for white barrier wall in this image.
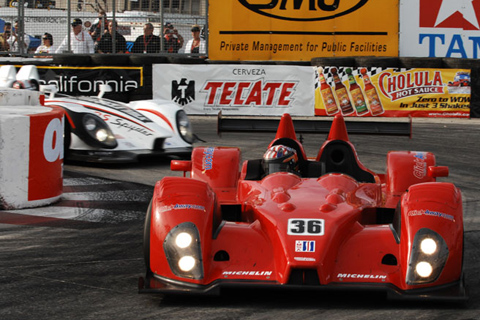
[0,89,64,210]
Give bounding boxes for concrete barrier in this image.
[0,89,64,209]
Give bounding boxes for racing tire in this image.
[143,199,153,278]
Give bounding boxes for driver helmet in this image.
[12,79,39,91]
[263,145,299,175]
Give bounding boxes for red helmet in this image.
[263,145,299,175]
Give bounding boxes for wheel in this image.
[143,199,153,278]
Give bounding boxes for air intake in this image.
[288,269,320,285]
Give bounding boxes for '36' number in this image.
[287,219,324,236]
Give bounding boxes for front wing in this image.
[139,274,468,302]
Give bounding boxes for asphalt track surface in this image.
[1,116,480,320]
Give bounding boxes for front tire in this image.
[143,199,153,279]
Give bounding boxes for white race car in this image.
[2,65,195,163]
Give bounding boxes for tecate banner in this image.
[152,64,315,116]
[400,0,480,58]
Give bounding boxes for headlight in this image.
[175,232,193,249]
[81,114,117,148]
[163,222,203,279]
[420,238,437,255]
[406,228,449,285]
[178,256,196,272]
[176,110,194,144]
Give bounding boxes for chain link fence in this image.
[0,0,207,57]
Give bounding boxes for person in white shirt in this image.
[55,18,95,54]
[184,25,206,57]
[34,33,55,58]
[6,20,31,53]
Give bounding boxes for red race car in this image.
[139,113,466,301]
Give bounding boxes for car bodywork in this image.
[43,92,194,163]
[140,113,466,301]
[1,65,194,163]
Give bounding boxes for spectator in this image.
[131,23,161,54]
[6,20,30,53]
[184,25,206,56]
[14,20,30,51]
[163,22,183,53]
[0,33,6,51]
[89,10,108,52]
[56,18,95,54]
[34,33,54,57]
[1,23,11,52]
[97,21,126,54]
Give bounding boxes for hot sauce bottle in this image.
[345,68,369,116]
[360,68,384,116]
[318,67,339,115]
[331,67,354,115]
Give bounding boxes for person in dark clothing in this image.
[89,10,108,51]
[131,23,161,54]
[162,22,183,53]
[97,21,126,53]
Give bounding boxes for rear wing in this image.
[217,112,412,138]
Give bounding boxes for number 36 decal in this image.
[287,219,325,236]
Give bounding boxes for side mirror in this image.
[171,160,192,177]
[428,166,449,178]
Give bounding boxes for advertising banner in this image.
[31,66,143,96]
[314,67,471,117]
[209,0,399,61]
[400,0,480,58]
[152,64,315,116]
[28,108,64,201]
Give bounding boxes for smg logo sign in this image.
[238,0,369,21]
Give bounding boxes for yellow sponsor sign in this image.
[314,67,470,118]
[209,0,399,61]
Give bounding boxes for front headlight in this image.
[406,228,449,285]
[176,110,194,144]
[163,222,203,279]
[82,114,117,148]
